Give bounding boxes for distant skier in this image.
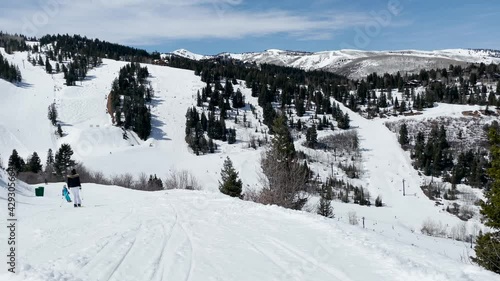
[62,185,72,202]
[67,169,82,207]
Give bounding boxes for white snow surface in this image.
[0,175,498,281]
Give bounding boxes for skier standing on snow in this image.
[67,169,82,207]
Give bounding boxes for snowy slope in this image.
[0,49,263,191]
[170,48,500,78]
[0,49,57,162]
[0,180,498,281]
[0,48,491,224]
[0,48,493,219]
[326,100,466,230]
[0,47,498,278]
[79,63,264,190]
[0,48,136,165]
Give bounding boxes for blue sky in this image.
[1,0,498,54]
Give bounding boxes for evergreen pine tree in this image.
[199,136,209,154]
[224,79,234,98]
[200,112,208,132]
[260,113,309,210]
[317,184,334,218]
[219,157,243,198]
[414,131,425,164]
[271,114,295,160]
[8,149,25,174]
[115,108,122,126]
[227,128,237,144]
[473,127,500,273]
[295,98,306,117]
[306,125,318,148]
[322,115,328,129]
[57,124,63,137]
[135,106,152,140]
[399,101,407,114]
[232,89,245,108]
[220,118,227,142]
[263,102,276,130]
[45,148,54,173]
[338,113,350,129]
[197,91,202,107]
[378,93,388,108]
[399,123,410,147]
[296,119,302,131]
[45,57,52,73]
[46,148,54,167]
[54,144,75,175]
[28,152,42,173]
[48,103,58,126]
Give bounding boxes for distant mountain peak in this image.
[167,48,500,79]
[171,49,209,60]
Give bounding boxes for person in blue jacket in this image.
[67,169,82,207]
[62,185,72,202]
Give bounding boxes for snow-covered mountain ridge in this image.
[170,48,500,79]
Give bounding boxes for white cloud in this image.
[3,0,376,45]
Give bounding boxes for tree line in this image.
[0,32,30,54]
[7,144,75,177]
[39,34,156,62]
[364,63,500,91]
[349,64,500,116]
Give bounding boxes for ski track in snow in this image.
[68,195,197,281]
[154,197,194,281]
[0,181,498,281]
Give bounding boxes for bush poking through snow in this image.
[449,222,468,242]
[348,211,359,225]
[164,169,201,190]
[319,131,360,154]
[338,162,360,179]
[70,164,166,191]
[458,205,475,221]
[421,218,447,237]
[111,173,134,189]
